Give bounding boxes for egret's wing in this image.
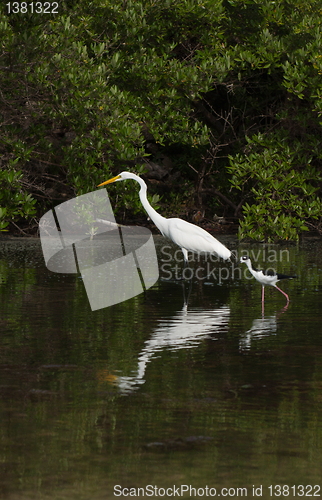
[167,218,231,260]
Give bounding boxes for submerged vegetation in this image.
[1,0,322,241]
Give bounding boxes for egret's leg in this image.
[182,248,189,268]
[275,285,289,303]
[182,278,193,306]
[181,248,192,280]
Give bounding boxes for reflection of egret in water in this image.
[239,306,288,352]
[107,304,230,394]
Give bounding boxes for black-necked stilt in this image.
[240,255,296,304]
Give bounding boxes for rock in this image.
[144,162,168,180]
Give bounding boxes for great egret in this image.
[240,255,296,304]
[98,172,231,264]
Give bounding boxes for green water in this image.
[1,236,322,499]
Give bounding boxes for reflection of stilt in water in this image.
[262,298,289,316]
[239,306,288,352]
[106,304,230,394]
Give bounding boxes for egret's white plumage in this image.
[240,255,295,304]
[98,172,231,262]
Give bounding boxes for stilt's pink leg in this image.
[261,286,265,315]
[275,285,289,303]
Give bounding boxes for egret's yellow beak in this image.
[97,175,121,187]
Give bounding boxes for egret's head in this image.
[240,255,250,264]
[98,172,124,187]
[97,171,139,187]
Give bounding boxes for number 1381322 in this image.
[6,2,58,14]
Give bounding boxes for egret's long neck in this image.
[138,181,168,236]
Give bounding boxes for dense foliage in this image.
[1,0,322,240]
